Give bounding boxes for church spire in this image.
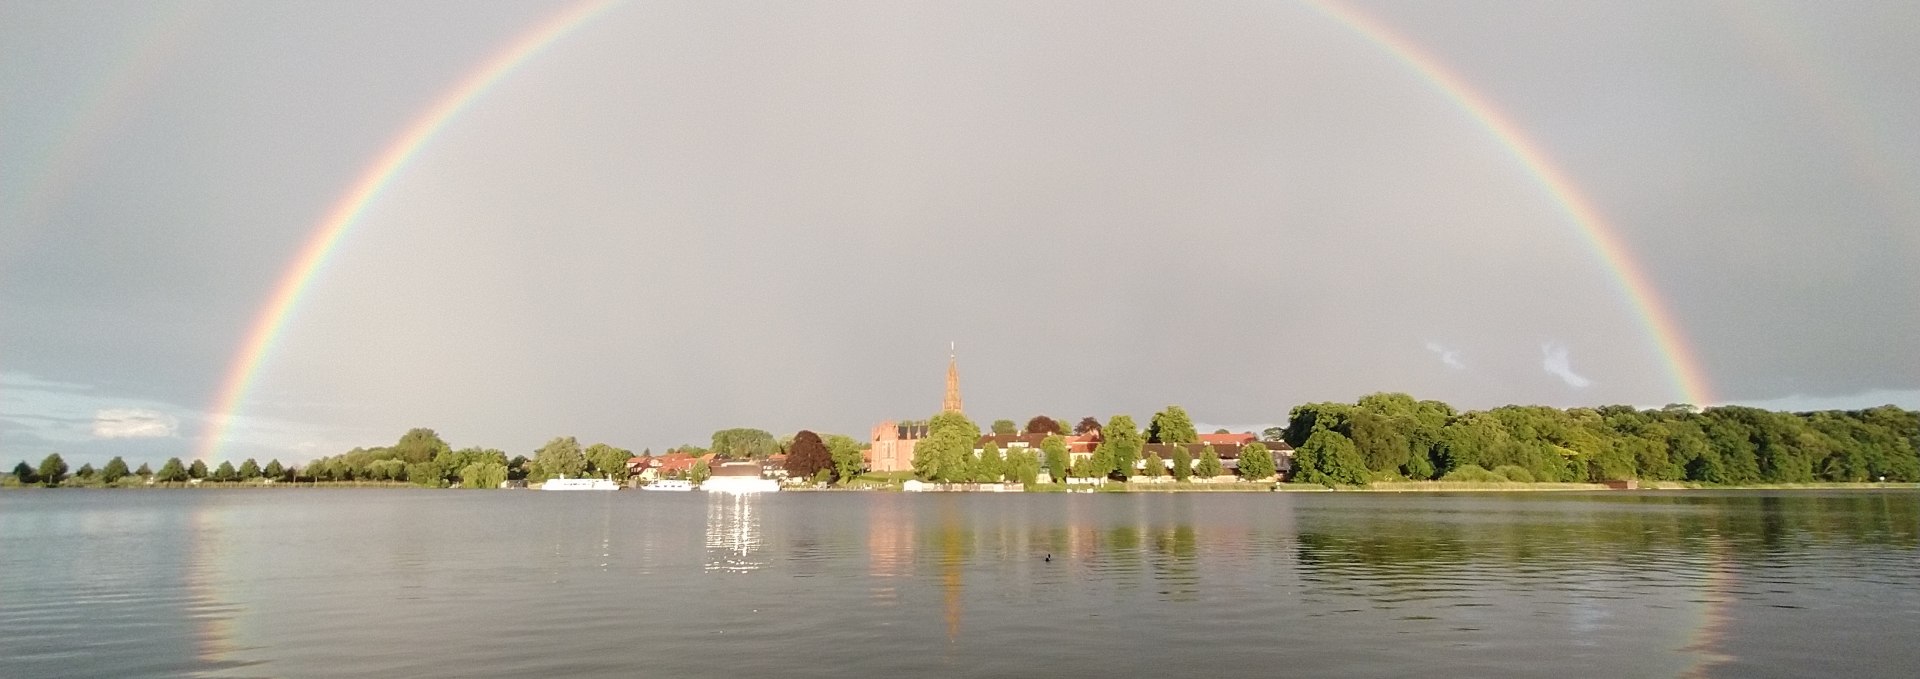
[943,341,963,413]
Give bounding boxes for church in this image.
[866,345,965,473]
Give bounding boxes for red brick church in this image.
[867,345,966,473]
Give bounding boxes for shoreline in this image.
[5,481,1915,493]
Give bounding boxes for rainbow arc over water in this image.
[196,0,1713,460]
[195,0,619,460]
[1301,1,1712,406]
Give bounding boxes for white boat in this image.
[643,479,694,491]
[540,476,619,491]
[702,461,779,493]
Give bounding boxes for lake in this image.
[2,489,1916,678]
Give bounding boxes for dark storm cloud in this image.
[3,1,1915,464]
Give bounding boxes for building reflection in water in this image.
[938,507,966,642]
[704,491,765,573]
[867,495,912,603]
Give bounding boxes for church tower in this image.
[943,342,964,413]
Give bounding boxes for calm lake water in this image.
[2,489,1916,678]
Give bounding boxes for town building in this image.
[867,345,964,473]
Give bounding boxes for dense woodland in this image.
[1282,393,1920,485]
[7,394,1917,489]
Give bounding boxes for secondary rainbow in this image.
[1303,0,1714,406]
[196,0,620,460]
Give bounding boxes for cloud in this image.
[92,409,179,439]
[1541,343,1593,388]
[1425,341,1465,370]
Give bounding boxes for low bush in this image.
[1491,465,1535,483]
[1441,465,1506,483]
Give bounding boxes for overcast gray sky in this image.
[3,0,1916,466]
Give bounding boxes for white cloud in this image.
[1541,343,1593,388]
[1424,341,1465,370]
[92,409,179,439]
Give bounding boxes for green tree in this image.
[690,460,712,485]
[784,430,834,480]
[238,458,261,480]
[991,419,1018,436]
[824,434,866,484]
[1349,409,1413,476]
[1102,415,1143,478]
[912,411,981,482]
[460,462,509,489]
[585,443,633,481]
[710,428,779,460]
[102,457,129,484]
[75,463,96,479]
[1069,455,1099,480]
[263,459,285,481]
[1147,406,1199,444]
[1261,426,1287,442]
[12,460,37,485]
[1042,435,1070,482]
[407,462,445,487]
[156,458,188,483]
[1195,446,1224,478]
[212,461,237,482]
[1075,417,1102,435]
[534,436,588,479]
[393,428,452,464]
[975,441,1005,482]
[188,459,208,480]
[1171,446,1193,481]
[38,453,68,487]
[1141,452,1167,477]
[1005,449,1041,485]
[1283,402,1354,447]
[368,459,407,481]
[1293,428,1371,486]
[134,462,152,478]
[1239,442,1277,480]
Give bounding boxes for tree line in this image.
[1283,393,1920,485]
[901,406,1279,484]
[11,396,1914,490]
[8,452,289,488]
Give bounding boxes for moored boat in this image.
[643,479,694,491]
[702,461,779,493]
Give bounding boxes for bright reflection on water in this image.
[704,491,764,573]
[1,489,1916,678]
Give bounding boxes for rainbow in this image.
[1302,0,1714,406]
[195,0,620,460]
[11,3,207,223]
[199,0,1715,459]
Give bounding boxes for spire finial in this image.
[943,342,963,413]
